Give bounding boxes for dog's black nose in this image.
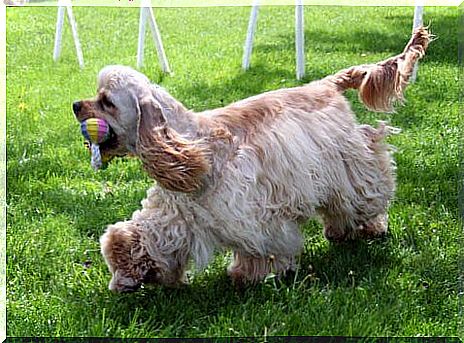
[117,284,141,293]
[72,101,81,115]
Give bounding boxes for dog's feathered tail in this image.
[328,26,432,112]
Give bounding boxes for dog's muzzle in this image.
[111,284,141,293]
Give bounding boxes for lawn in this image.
[6,5,461,338]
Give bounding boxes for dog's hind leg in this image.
[321,203,389,242]
[318,189,377,242]
[321,124,396,242]
[351,123,396,240]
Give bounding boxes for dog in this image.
[73,27,430,292]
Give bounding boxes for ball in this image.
[80,118,111,144]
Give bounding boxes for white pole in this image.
[242,0,259,70]
[53,6,65,62]
[411,2,424,82]
[146,6,171,74]
[137,7,148,68]
[53,0,84,68]
[66,5,84,68]
[413,5,424,28]
[295,0,305,80]
[0,5,6,342]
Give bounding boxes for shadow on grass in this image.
[395,153,459,212]
[172,63,299,112]
[40,186,141,235]
[6,146,146,237]
[84,238,399,333]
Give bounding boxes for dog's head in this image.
[73,65,215,193]
[73,65,155,164]
[100,221,189,292]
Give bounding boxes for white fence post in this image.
[53,0,84,68]
[137,0,171,74]
[242,0,259,70]
[53,5,65,62]
[242,0,304,79]
[295,0,305,80]
[66,5,84,68]
[411,2,424,82]
[137,6,148,68]
[147,6,171,73]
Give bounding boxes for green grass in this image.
[6,5,461,338]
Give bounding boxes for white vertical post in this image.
[295,0,305,80]
[66,5,84,68]
[137,7,148,68]
[53,6,65,62]
[137,0,171,74]
[242,0,259,70]
[53,0,84,68]
[411,2,424,82]
[147,6,171,74]
[0,4,6,343]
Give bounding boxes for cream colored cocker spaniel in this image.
[73,27,430,292]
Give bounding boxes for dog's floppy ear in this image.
[136,97,211,193]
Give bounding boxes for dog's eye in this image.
[100,94,115,109]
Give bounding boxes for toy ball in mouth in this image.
[80,118,111,170]
[80,118,111,144]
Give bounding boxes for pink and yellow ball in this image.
[80,118,110,144]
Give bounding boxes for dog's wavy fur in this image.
[73,27,431,292]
